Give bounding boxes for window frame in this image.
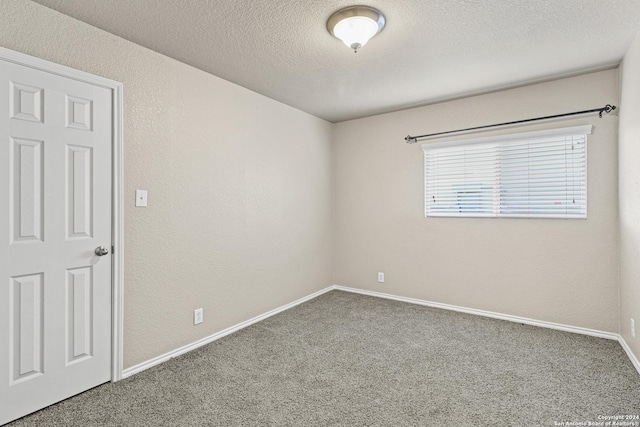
[421,125,591,219]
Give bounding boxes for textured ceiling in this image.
[32,0,640,122]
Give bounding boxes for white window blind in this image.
[422,125,590,219]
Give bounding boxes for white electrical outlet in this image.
[377,272,384,283]
[632,318,636,338]
[194,308,203,325]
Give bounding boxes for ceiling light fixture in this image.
[327,6,386,53]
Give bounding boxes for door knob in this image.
[95,246,109,256]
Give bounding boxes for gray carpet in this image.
[8,290,640,426]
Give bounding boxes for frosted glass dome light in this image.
[327,6,386,53]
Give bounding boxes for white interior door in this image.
[0,59,113,425]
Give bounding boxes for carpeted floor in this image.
[8,290,640,426]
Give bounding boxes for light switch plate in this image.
[135,190,148,207]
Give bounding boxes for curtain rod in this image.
[404,104,617,144]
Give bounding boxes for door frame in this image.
[0,47,125,381]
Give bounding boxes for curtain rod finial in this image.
[405,135,417,144]
[600,104,617,117]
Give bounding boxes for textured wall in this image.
[334,70,620,332]
[0,0,334,368]
[619,31,640,360]
[29,0,640,122]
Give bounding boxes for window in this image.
[423,125,590,219]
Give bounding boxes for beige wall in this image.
[0,0,631,371]
[619,31,640,360]
[334,70,620,332]
[0,0,334,368]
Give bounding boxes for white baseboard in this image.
[121,286,334,379]
[334,285,619,341]
[122,284,640,380]
[618,336,640,376]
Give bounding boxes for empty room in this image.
[1,0,640,425]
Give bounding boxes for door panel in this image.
[0,60,113,425]
[67,144,93,239]
[11,137,44,243]
[10,273,44,385]
[66,266,94,364]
